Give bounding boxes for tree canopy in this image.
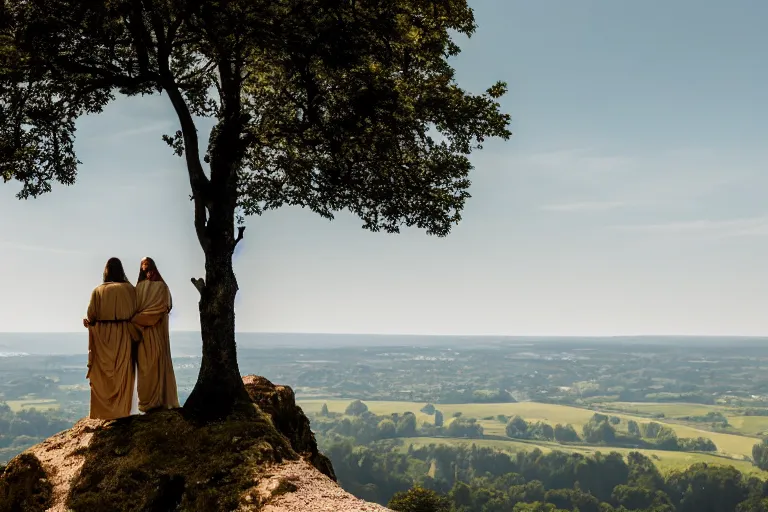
[1,0,510,235]
[0,0,511,418]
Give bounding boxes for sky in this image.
[2,0,768,336]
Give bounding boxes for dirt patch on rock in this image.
[256,461,390,512]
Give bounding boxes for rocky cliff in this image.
[0,376,390,512]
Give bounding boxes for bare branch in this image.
[191,277,205,295]
[233,226,245,249]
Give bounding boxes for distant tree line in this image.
[743,408,768,417]
[316,403,718,455]
[503,413,717,453]
[679,411,729,428]
[0,402,73,463]
[315,400,483,442]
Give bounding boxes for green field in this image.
[596,401,768,437]
[300,399,762,469]
[401,436,763,477]
[729,416,768,436]
[594,402,734,418]
[6,399,60,412]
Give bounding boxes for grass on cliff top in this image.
[67,407,298,512]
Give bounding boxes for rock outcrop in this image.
[242,375,335,481]
[0,376,390,512]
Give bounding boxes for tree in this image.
[582,415,616,444]
[389,486,451,512]
[523,421,554,441]
[666,463,748,512]
[345,400,369,416]
[544,488,601,512]
[506,415,529,439]
[641,422,662,439]
[434,410,444,428]
[446,417,483,438]
[627,420,641,437]
[420,403,436,415]
[612,484,673,511]
[753,439,768,471]
[678,436,716,452]
[377,419,397,439]
[626,451,664,491]
[449,481,473,509]
[554,423,580,443]
[0,0,511,420]
[396,413,418,437]
[654,426,679,451]
[512,503,565,512]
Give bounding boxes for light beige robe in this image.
[86,281,140,420]
[132,280,180,412]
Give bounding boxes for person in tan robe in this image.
[83,257,140,420]
[132,257,180,412]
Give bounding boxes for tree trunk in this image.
[182,185,252,421]
[164,62,251,420]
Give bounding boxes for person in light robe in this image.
[132,257,180,412]
[83,257,140,420]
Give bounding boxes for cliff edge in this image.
[0,375,390,512]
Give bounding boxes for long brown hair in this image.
[137,257,164,283]
[103,257,128,283]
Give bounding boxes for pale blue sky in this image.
[2,0,768,335]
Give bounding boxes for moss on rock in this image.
[66,407,297,511]
[0,452,52,512]
[0,376,339,512]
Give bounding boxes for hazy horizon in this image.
[1,332,765,358]
[3,330,768,338]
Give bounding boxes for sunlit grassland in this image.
[729,416,768,436]
[593,402,734,418]
[595,401,768,437]
[399,436,764,478]
[300,399,760,460]
[6,398,60,412]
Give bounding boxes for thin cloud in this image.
[540,201,626,212]
[612,216,768,237]
[523,146,767,211]
[526,149,634,176]
[0,242,87,256]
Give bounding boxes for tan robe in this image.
[86,281,140,420]
[132,280,180,412]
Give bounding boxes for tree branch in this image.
[233,226,245,249]
[52,59,157,90]
[191,277,205,295]
[127,0,153,76]
[146,2,211,251]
